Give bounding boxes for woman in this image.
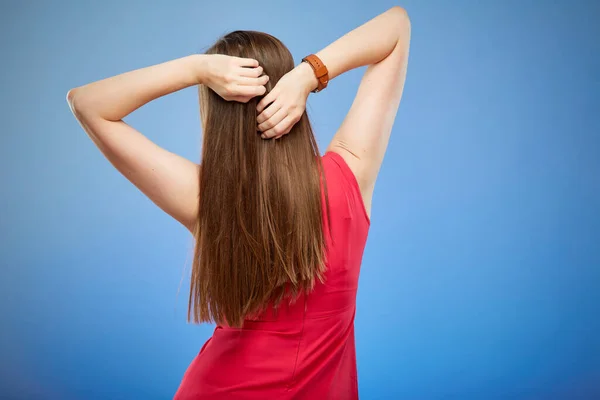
[67,6,410,399]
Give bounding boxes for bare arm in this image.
[257,7,411,218]
[68,55,268,232]
[316,6,409,82]
[322,7,411,216]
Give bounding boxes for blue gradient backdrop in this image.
[1,1,599,399]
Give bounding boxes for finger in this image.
[262,115,296,139]
[237,75,269,87]
[258,106,287,134]
[234,84,267,98]
[237,58,259,68]
[257,89,278,113]
[238,66,263,78]
[228,93,255,103]
[257,101,282,125]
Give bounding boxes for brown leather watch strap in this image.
[302,54,329,93]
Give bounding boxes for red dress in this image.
[174,151,370,399]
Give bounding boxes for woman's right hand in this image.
[200,54,270,103]
[256,62,318,139]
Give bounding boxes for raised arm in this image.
[67,54,268,232]
[322,6,411,217]
[257,7,411,218]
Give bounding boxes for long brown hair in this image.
[189,31,330,327]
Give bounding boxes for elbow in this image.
[66,87,81,107]
[389,6,411,32]
[66,87,81,115]
[66,88,76,105]
[390,5,409,21]
[66,87,92,119]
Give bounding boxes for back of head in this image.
[190,31,329,327]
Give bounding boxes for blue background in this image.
[1,0,599,399]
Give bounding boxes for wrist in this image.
[191,54,210,85]
[297,61,319,94]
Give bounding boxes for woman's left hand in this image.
[256,62,317,139]
[200,55,269,103]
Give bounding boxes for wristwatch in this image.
[301,54,329,93]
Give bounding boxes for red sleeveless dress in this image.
[174,151,370,399]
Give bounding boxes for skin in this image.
[258,6,411,216]
[67,6,411,231]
